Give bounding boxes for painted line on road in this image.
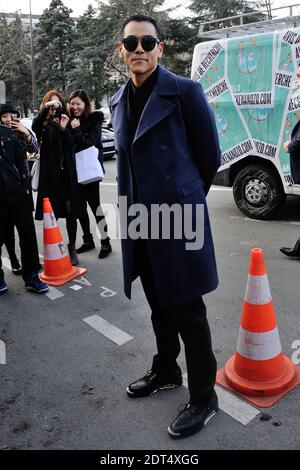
[83,314,133,346]
[69,285,82,291]
[45,286,65,300]
[215,385,260,425]
[182,374,259,426]
[0,340,6,365]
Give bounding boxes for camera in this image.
[52,106,63,119]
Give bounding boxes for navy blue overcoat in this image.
[110,65,221,308]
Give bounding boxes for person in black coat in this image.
[32,89,86,266]
[61,89,111,259]
[110,15,221,439]
[0,102,38,275]
[0,123,48,294]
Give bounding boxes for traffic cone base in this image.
[40,265,87,286]
[41,198,88,286]
[217,248,300,407]
[217,365,300,408]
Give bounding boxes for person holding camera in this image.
[0,101,38,275]
[0,112,48,294]
[32,90,85,265]
[61,89,112,259]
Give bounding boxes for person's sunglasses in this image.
[122,36,160,52]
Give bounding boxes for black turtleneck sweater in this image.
[127,67,158,143]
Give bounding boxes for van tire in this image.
[233,164,286,220]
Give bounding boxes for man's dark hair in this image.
[120,14,163,41]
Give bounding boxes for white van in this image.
[191,5,300,219]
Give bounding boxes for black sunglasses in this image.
[122,35,160,52]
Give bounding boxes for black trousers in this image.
[3,217,18,263]
[0,194,40,281]
[78,182,108,241]
[135,240,217,405]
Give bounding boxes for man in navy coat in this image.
[110,14,221,439]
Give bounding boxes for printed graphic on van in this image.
[205,78,253,165]
[192,29,300,177]
[227,33,276,108]
[192,20,300,219]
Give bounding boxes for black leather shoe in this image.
[98,241,112,259]
[168,390,219,439]
[76,241,95,254]
[280,247,300,258]
[280,238,300,258]
[127,369,182,398]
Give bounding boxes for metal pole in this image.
[29,0,36,111]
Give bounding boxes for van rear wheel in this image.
[233,164,286,220]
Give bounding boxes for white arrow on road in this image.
[0,340,6,365]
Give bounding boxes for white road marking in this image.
[69,285,82,291]
[215,386,260,425]
[182,374,259,426]
[74,276,92,286]
[45,286,65,300]
[0,340,6,365]
[100,286,117,297]
[83,314,133,346]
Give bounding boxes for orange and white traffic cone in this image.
[217,247,300,407]
[40,198,87,286]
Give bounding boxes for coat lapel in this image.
[133,95,175,143]
[133,65,179,144]
[110,66,179,149]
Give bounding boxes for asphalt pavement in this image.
[1,159,300,451]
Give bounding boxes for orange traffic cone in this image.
[217,248,300,407]
[40,198,87,286]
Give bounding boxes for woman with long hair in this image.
[32,89,85,265]
[62,89,111,259]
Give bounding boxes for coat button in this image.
[164,175,172,182]
[160,145,167,151]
